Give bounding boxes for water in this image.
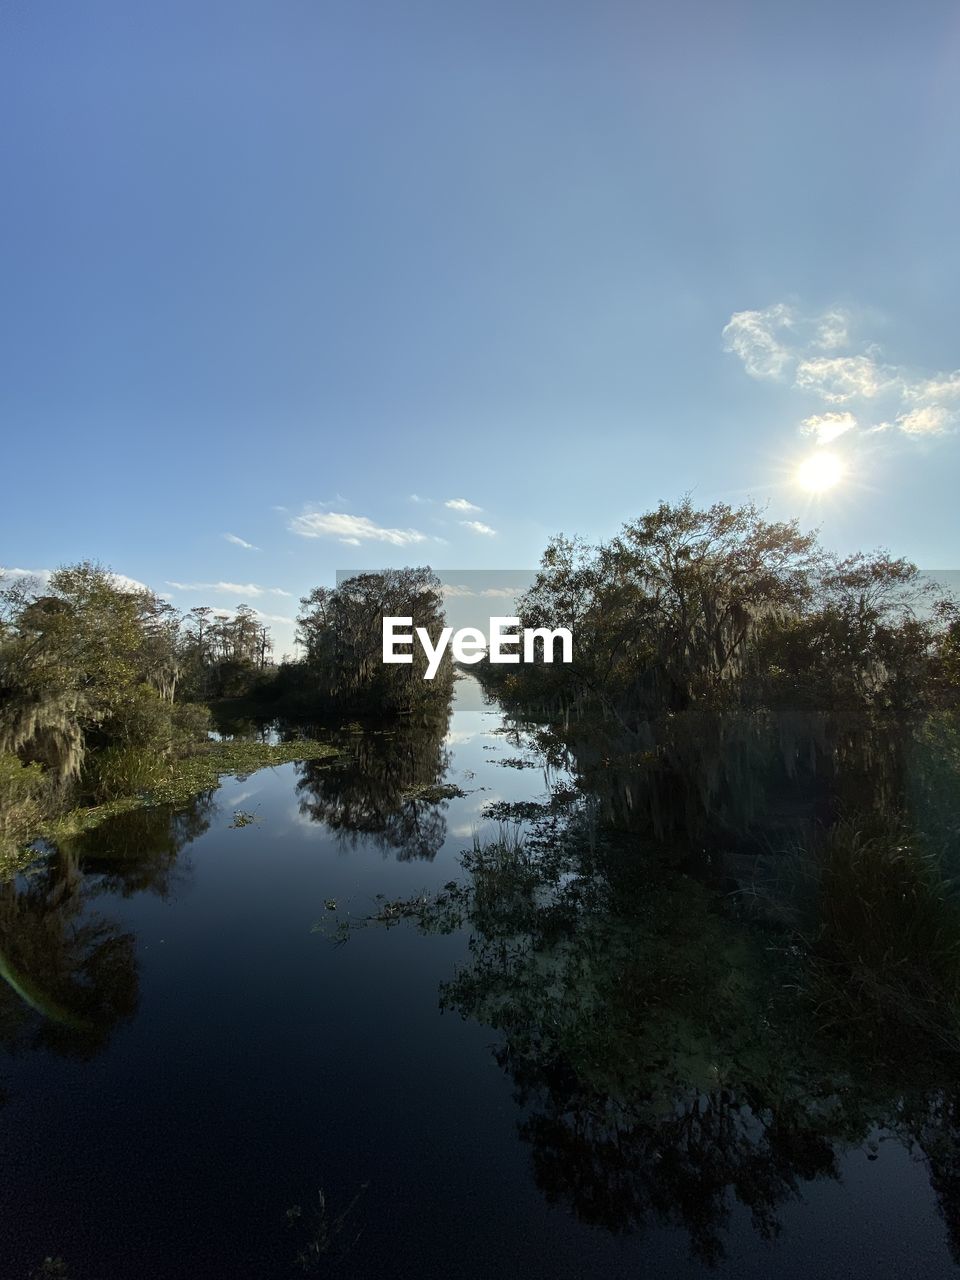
[1,677,957,1279]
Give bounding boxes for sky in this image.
[2,0,959,655]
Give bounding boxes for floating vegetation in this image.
[312,883,469,944]
[19,741,339,855]
[285,1182,369,1272]
[398,781,467,803]
[228,809,258,828]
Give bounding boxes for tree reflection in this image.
[0,846,138,1059]
[353,819,960,1264]
[0,792,214,1064]
[64,791,216,897]
[514,1085,839,1265]
[294,704,455,860]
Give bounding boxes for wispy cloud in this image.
[800,411,858,444]
[813,308,850,351]
[211,606,294,625]
[441,583,518,598]
[911,372,960,402]
[224,532,260,550]
[445,497,482,512]
[897,405,951,436]
[290,511,427,547]
[724,303,959,440]
[721,304,796,379]
[461,520,496,536]
[794,355,894,403]
[166,581,291,598]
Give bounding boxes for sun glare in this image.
[797,451,845,493]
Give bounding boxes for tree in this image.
[1,563,195,785]
[513,498,820,722]
[291,568,453,714]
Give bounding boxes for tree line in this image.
[0,563,453,854]
[479,497,960,843]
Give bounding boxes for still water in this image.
[1,677,957,1279]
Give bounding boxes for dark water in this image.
[1,677,957,1279]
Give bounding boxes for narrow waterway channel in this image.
[1,676,956,1279]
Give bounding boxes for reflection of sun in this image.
[797,451,844,493]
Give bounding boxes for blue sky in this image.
[2,1,959,654]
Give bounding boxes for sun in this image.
[796,451,845,493]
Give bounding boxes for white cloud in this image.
[409,494,431,504]
[896,405,951,436]
[0,566,52,585]
[290,511,427,547]
[794,355,892,403]
[1,568,151,594]
[726,301,960,445]
[0,565,152,593]
[461,520,497,536]
[721,304,795,379]
[224,532,260,550]
[441,583,517,598]
[108,573,150,593]
[166,580,291,598]
[813,308,850,351]
[800,411,858,444]
[212,606,294,625]
[904,372,960,403]
[252,609,295,625]
[445,497,482,512]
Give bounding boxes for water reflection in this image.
[494,698,960,889]
[66,792,216,897]
[3,683,959,1276]
[0,847,138,1060]
[0,791,217,1067]
[294,705,455,860]
[354,806,960,1266]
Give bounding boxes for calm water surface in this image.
[1,677,957,1278]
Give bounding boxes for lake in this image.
[1,675,957,1279]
